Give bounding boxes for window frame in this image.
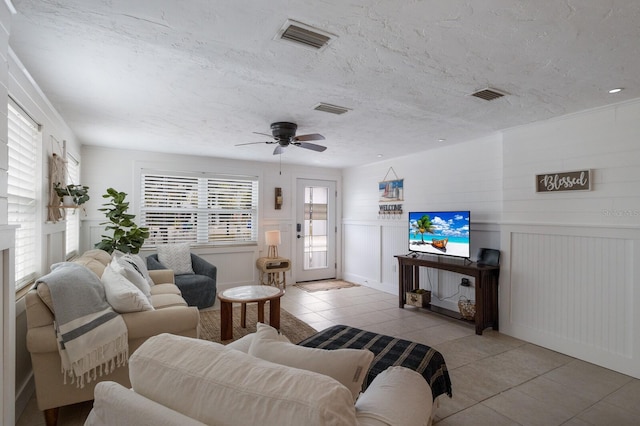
[7,97,42,291]
[140,169,259,248]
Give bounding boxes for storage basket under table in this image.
[458,296,476,320]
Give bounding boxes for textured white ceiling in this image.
[9,0,640,168]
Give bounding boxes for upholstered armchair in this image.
[147,253,217,309]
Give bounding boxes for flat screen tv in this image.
[408,211,470,259]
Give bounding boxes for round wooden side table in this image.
[217,285,285,340]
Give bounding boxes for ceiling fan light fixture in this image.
[275,19,336,51]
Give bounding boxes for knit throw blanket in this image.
[35,262,128,388]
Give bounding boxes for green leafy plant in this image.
[95,187,149,254]
[53,182,90,205]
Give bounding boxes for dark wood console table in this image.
[395,255,500,335]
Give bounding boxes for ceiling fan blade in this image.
[273,145,286,155]
[235,141,275,146]
[252,131,274,138]
[296,142,327,152]
[294,133,325,142]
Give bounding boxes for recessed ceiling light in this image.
[377,154,383,158]
[608,88,623,94]
[438,138,446,142]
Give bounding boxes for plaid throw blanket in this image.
[298,325,453,400]
[35,262,128,388]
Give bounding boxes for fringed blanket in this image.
[35,262,128,387]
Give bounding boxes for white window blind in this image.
[8,100,40,290]
[65,153,80,258]
[141,171,259,246]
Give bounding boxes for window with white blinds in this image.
[141,171,259,246]
[65,153,80,258]
[8,100,40,290]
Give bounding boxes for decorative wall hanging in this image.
[275,187,283,210]
[536,170,591,193]
[47,151,66,222]
[378,167,403,218]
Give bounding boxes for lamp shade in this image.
[265,230,281,246]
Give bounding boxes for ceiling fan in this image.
[236,122,327,155]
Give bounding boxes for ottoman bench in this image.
[298,324,453,400]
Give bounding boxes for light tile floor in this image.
[18,284,640,425]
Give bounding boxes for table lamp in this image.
[265,230,281,258]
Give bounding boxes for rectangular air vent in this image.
[275,19,336,51]
[314,102,351,115]
[471,88,508,101]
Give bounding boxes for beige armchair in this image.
[25,250,200,426]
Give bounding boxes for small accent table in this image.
[256,257,291,288]
[217,285,285,340]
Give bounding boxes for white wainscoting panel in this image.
[381,223,409,295]
[343,222,381,288]
[502,224,640,378]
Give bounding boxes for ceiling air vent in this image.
[471,88,508,101]
[314,102,351,115]
[275,19,336,51]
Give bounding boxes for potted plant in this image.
[54,182,90,206]
[94,187,150,254]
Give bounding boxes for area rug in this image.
[294,280,360,293]
[199,305,317,344]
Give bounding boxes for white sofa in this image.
[25,249,200,426]
[86,328,434,426]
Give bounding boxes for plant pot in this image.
[62,195,75,206]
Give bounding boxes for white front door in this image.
[295,179,336,282]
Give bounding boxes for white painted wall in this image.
[341,99,640,379]
[342,134,503,312]
[500,100,640,379]
[80,145,342,291]
[5,13,83,421]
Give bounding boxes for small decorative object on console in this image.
[406,289,431,307]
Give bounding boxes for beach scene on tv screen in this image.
[409,211,470,258]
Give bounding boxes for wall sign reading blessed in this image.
[536,170,591,193]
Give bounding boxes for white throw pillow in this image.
[249,323,374,402]
[355,366,433,426]
[112,250,155,287]
[225,325,291,353]
[156,243,194,275]
[101,265,154,313]
[109,257,151,298]
[130,334,357,426]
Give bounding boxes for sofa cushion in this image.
[157,243,194,275]
[129,333,357,426]
[149,293,188,309]
[80,249,112,266]
[354,366,433,426]
[113,250,155,289]
[249,323,374,402]
[225,324,290,353]
[149,283,182,296]
[87,381,207,426]
[72,257,107,278]
[101,264,154,313]
[109,257,151,297]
